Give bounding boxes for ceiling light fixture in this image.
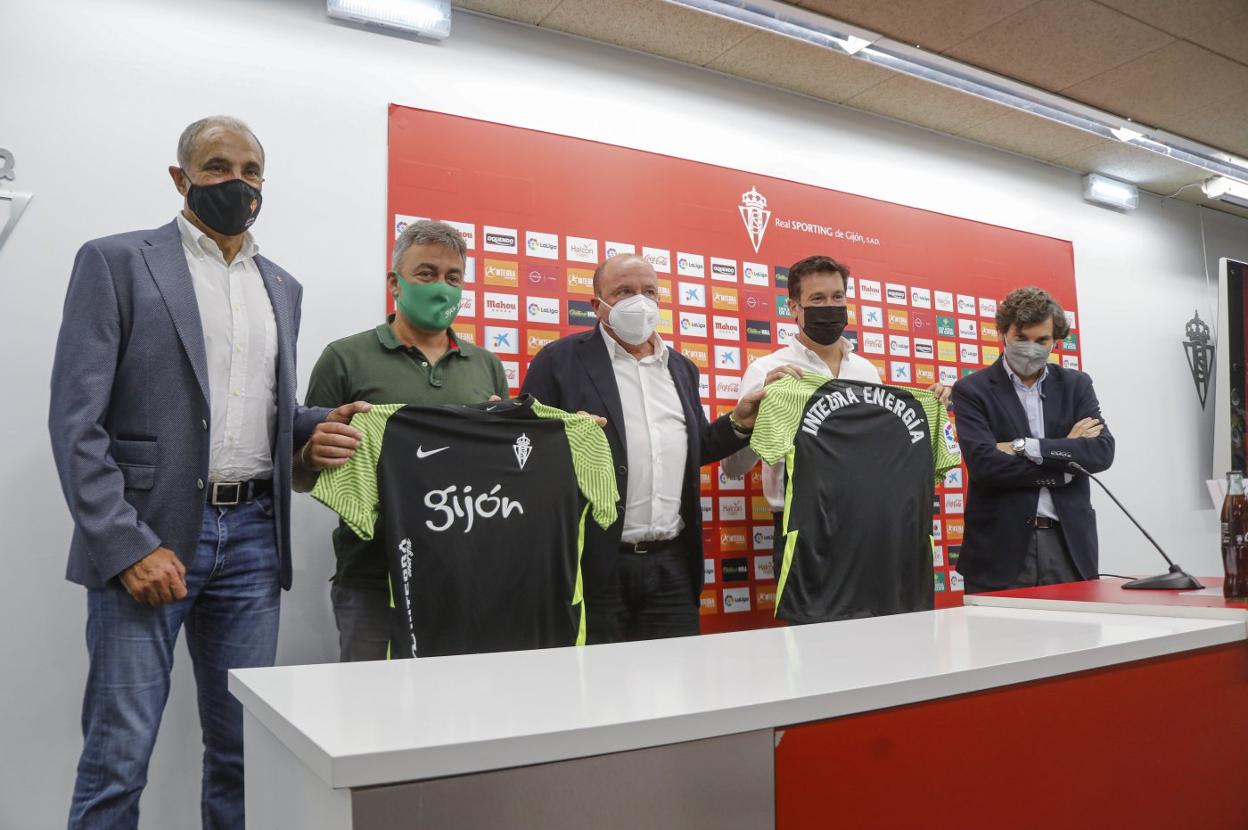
[838,35,872,55]
[658,0,1248,188]
[659,0,878,55]
[326,0,452,40]
[1203,177,1248,209]
[1082,173,1138,211]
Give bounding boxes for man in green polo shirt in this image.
[298,219,507,661]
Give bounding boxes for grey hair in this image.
[391,220,468,272]
[176,116,265,171]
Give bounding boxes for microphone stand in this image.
[1068,462,1203,590]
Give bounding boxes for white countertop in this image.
[229,606,1245,789]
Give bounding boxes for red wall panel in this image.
[387,105,1081,633]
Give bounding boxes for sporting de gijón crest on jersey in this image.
[750,375,960,624]
[312,396,617,658]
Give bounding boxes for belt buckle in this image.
[212,481,241,506]
[632,542,650,555]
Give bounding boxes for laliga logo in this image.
[738,186,771,254]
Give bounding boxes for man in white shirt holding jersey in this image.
[722,254,950,571]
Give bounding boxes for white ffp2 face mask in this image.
[601,294,660,346]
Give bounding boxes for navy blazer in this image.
[49,220,329,591]
[521,325,747,602]
[951,358,1115,589]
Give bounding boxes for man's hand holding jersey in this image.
[732,365,804,430]
[301,401,372,472]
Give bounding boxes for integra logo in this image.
[425,484,523,533]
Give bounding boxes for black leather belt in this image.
[619,538,680,555]
[207,479,272,506]
[1034,517,1060,529]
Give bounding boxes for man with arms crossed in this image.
[953,286,1114,593]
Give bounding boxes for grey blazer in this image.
[49,219,329,590]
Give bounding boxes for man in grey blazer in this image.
[49,116,367,829]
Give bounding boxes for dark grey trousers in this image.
[331,583,393,661]
[962,527,1083,594]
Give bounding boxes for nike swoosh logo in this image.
[415,446,449,459]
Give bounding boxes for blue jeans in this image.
[69,498,281,829]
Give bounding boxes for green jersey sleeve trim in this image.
[531,400,620,530]
[750,373,832,465]
[909,387,962,481]
[310,404,404,541]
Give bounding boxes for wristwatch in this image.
[1011,438,1027,456]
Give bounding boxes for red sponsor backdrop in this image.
[387,105,1081,634]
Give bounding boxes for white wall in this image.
[2,0,1245,825]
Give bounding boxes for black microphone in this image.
[1067,461,1203,590]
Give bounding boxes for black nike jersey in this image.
[313,396,616,658]
[752,375,960,624]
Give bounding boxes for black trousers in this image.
[962,526,1082,594]
[586,541,700,644]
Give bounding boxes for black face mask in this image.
[800,304,848,345]
[185,177,262,236]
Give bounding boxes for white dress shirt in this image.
[601,327,689,544]
[1002,358,1061,520]
[721,337,881,511]
[177,213,278,482]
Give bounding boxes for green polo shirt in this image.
[305,317,509,588]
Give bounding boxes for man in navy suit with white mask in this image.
[953,286,1114,594]
[50,115,368,828]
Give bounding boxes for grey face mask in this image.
[1004,340,1051,376]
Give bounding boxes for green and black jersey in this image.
[312,395,617,658]
[751,375,960,624]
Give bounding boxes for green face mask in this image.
[394,276,462,332]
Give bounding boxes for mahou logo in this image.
[738,186,770,254]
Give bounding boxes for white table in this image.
[230,606,1245,829]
